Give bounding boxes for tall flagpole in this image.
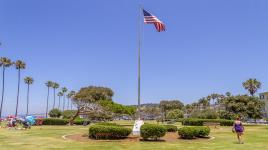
[137,5,142,119]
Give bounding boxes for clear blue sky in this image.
[0,0,268,116]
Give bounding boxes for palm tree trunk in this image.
[0,66,5,118]
[53,89,56,109]
[213,99,215,110]
[26,84,30,116]
[67,98,69,110]
[58,96,61,110]
[62,94,65,111]
[46,87,50,118]
[70,101,72,110]
[15,69,21,116]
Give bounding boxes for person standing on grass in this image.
[232,117,245,144]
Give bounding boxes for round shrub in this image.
[194,126,210,137]
[178,126,197,139]
[42,118,68,125]
[140,124,167,140]
[164,125,178,132]
[178,126,210,139]
[48,108,62,118]
[88,124,131,139]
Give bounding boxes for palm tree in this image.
[210,93,219,110]
[242,78,261,96]
[57,91,63,110]
[61,87,68,111]
[52,82,59,109]
[0,57,12,118]
[67,91,75,110]
[198,98,209,110]
[45,81,53,118]
[69,91,76,110]
[24,76,34,116]
[15,60,26,116]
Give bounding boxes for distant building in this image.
[259,92,268,117]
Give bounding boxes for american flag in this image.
[143,9,165,32]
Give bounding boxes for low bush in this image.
[73,118,90,125]
[164,125,178,132]
[194,126,210,137]
[178,126,210,139]
[181,118,233,126]
[94,122,120,126]
[178,126,197,139]
[182,119,203,126]
[41,118,68,125]
[219,119,233,126]
[140,124,167,140]
[88,124,131,139]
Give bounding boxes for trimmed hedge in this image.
[182,119,203,126]
[181,119,233,126]
[164,125,178,132]
[73,118,90,125]
[178,126,210,139]
[41,118,68,125]
[94,122,120,126]
[140,124,167,140]
[88,124,131,139]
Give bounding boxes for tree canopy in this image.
[73,86,114,102]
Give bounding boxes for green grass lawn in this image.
[0,121,267,150]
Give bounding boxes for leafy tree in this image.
[242,78,261,96]
[184,104,194,115]
[45,81,53,118]
[191,109,218,119]
[49,108,62,118]
[0,57,12,118]
[70,86,114,125]
[52,82,59,109]
[141,104,161,120]
[62,110,77,119]
[225,92,232,97]
[74,86,114,102]
[198,98,209,110]
[191,102,199,110]
[222,95,264,120]
[166,109,184,120]
[160,100,184,120]
[15,60,26,116]
[61,87,68,111]
[24,76,34,116]
[98,100,136,117]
